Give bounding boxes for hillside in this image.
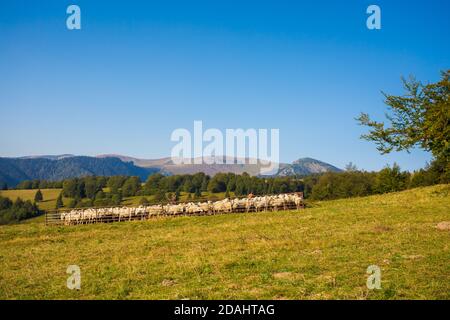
[0,185,448,299]
[0,156,158,187]
[0,155,342,187]
[277,157,342,176]
[98,154,342,176]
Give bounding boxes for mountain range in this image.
[0,154,342,187]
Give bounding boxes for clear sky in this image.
[1,0,449,171]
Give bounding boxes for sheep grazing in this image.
[55,192,304,225]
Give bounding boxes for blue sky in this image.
[0,0,449,171]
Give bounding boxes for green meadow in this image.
[0,185,449,299]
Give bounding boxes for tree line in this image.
[0,196,41,225]
[306,158,448,200]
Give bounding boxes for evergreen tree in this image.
[34,189,43,202]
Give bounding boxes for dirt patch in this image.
[161,279,176,287]
[273,272,294,279]
[373,225,393,233]
[402,254,424,260]
[436,221,450,231]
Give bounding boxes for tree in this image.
[121,176,141,197]
[95,190,105,200]
[374,163,409,194]
[55,193,64,209]
[107,176,127,194]
[154,190,166,203]
[144,173,164,195]
[0,196,12,210]
[62,179,85,198]
[84,177,101,199]
[0,196,40,225]
[34,189,43,202]
[111,193,122,205]
[356,71,449,175]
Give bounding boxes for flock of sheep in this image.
[54,193,304,225]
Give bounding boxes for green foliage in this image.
[95,191,105,200]
[111,193,122,206]
[55,193,64,209]
[374,163,409,194]
[207,174,227,193]
[121,177,141,197]
[34,189,43,202]
[67,198,78,208]
[310,164,413,200]
[153,190,167,203]
[139,197,150,206]
[357,70,449,183]
[84,176,103,199]
[16,179,63,190]
[357,70,449,158]
[0,196,41,224]
[409,156,450,188]
[311,171,376,200]
[62,179,85,198]
[107,176,128,194]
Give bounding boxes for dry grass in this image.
[0,188,64,211]
[0,185,449,299]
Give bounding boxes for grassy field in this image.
[0,185,449,299]
[0,188,65,211]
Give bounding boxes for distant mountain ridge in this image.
[0,156,158,187]
[277,157,342,176]
[0,154,342,187]
[96,154,342,176]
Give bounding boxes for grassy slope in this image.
[0,189,63,211]
[0,185,449,299]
